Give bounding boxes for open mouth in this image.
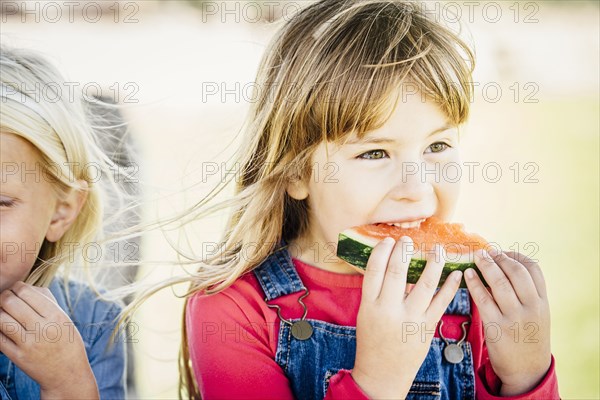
[376,218,427,229]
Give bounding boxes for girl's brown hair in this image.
[122,1,475,397]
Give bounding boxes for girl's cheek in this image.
[0,252,34,291]
[434,179,461,220]
[0,214,44,290]
[0,239,39,291]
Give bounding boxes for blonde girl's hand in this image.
[0,281,99,400]
[464,249,552,397]
[351,236,463,399]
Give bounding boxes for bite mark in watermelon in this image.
[336,217,490,288]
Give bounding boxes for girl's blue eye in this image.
[427,142,451,153]
[357,149,388,160]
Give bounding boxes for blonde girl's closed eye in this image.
[0,44,131,399]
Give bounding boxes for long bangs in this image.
[287,0,474,145]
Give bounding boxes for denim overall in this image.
[253,241,475,400]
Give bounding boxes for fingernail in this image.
[474,250,482,261]
[382,237,395,245]
[481,249,493,262]
[453,270,463,282]
[465,268,475,279]
[488,247,501,257]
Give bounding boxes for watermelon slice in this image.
[336,217,490,288]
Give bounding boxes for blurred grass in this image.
[532,98,599,399]
[457,96,599,399]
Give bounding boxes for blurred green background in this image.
[2,0,598,398]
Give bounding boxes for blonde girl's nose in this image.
[390,163,435,201]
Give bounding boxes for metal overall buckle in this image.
[438,318,470,364]
[266,287,313,340]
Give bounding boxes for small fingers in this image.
[0,289,43,329]
[474,249,522,313]
[362,237,396,302]
[405,244,446,313]
[486,248,539,305]
[10,282,59,319]
[0,307,25,342]
[379,236,412,302]
[0,330,18,358]
[26,284,57,303]
[464,267,501,321]
[504,251,547,300]
[428,270,463,321]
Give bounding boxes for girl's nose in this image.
[389,163,434,202]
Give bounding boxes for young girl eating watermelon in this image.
[0,46,127,398]
[138,0,561,398]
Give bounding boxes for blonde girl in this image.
[0,45,127,399]
[126,0,560,399]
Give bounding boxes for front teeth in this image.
[385,219,424,229]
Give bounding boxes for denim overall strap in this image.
[441,287,470,316]
[253,240,305,300]
[253,241,475,400]
[0,382,11,400]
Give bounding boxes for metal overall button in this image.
[266,287,313,340]
[438,319,470,364]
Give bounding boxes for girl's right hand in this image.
[0,282,99,399]
[351,236,463,399]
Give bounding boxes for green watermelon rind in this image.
[337,233,489,288]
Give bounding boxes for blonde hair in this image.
[121,0,476,398]
[0,44,133,288]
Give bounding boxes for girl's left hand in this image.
[0,281,99,400]
[465,248,552,397]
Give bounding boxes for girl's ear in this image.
[286,176,309,200]
[45,180,89,243]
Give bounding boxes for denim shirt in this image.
[252,240,475,400]
[0,278,127,400]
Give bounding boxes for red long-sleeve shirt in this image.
[186,258,560,399]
